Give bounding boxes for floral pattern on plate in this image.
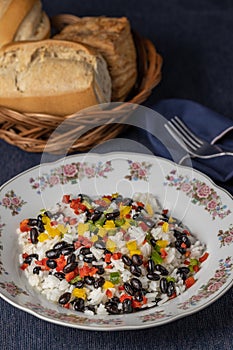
[0,217,6,275]
[0,281,29,297]
[164,170,231,220]
[23,302,124,326]
[0,190,27,216]
[138,309,172,323]
[125,160,152,181]
[29,161,113,194]
[218,225,233,247]
[178,257,233,310]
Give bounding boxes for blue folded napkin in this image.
[143,99,233,194]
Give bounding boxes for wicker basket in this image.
[0,14,162,153]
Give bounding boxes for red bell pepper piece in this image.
[20,219,30,232]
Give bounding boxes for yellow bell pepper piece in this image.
[103,281,114,289]
[126,240,137,251]
[145,203,154,217]
[38,232,49,242]
[91,235,98,242]
[98,227,107,237]
[103,220,115,229]
[72,288,86,299]
[56,224,68,234]
[129,249,141,256]
[156,239,169,248]
[120,205,131,218]
[77,223,89,236]
[106,239,116,252]
[162,222,169,233]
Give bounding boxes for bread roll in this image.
[54,16,137,101]
[0,0,50,48]
[14,0,50,42]
[0,39,111,116]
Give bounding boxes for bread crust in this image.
[0,39,111,116]
[0,0,36,47]
[54,16,137,101]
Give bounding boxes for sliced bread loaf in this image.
[0,39,111,115]
[54,16,137,101]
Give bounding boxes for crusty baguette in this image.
[14,0,50,41]
[54,16,137,101]
[0,39,111,116]
[0,0,35,47]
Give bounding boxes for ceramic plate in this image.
[0,152,232,330]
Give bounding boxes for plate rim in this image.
[0,151,232,330]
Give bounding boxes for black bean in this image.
[133,213,141,220]
[36,217,45,232]
[155,264,169,276]
[111,296,120,304]
[105,302,119,315]
[73,298,85,312]
[63,262,78,273]
[122,299,133,313]
[84,276,95,285]
[58,292,71,305]
[177,267,190,275]
[147,273,160,281]
[84,255,96,263]
[132,254,143,266]
[148,259,155,273]
[67,253,76,264]
[33,266,41,275]
[94,240,106,249]
[124,282,135,296]
[44,211,52,218]
[37,214,43,222]
[46,259,57,269]
[54,272,65,280]
[53,241,68,250]
[130,264,141,277]
[175,245,187,255]
[46,249,60,259]
[28,218,38,226]
[30,227,39,244]
[150,238,157,247]
[134,291,143,302]
[85,305,96,314]
[89,212,102,222]
[94,277,105,289]
[105,210,120,220]
[167,281,176,297]
[160,277,168,294]
[136,205,144,212]
[24,254,39,264]
[122,255,132,266]
[180,235,191,248]
[75,280,84,288]
[173,229,183,238]
[130,278,142,291]
[80,247,91,256]
[91,264,104,275]
[77,194,83,202]
[61,245,75,256]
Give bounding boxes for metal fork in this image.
[164,116,233,159]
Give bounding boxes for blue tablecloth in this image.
[1,1,233,349]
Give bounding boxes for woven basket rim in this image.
[0,15,163,153]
